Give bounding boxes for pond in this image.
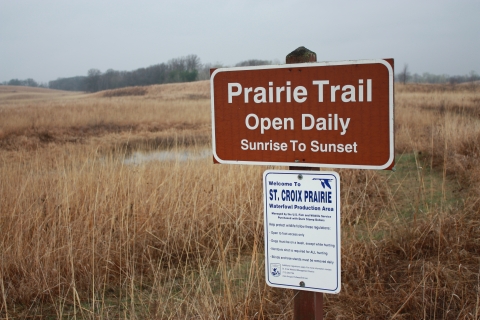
[124,148,211,164]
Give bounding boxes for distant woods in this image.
[234,59,273,67]
[2,56,479,92]
[2,78,47,88]
[395,64,480,85]
[46,57,276,92]
[0,57,277,92]
[52,55,202,93]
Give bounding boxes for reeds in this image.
[0,82,478,318]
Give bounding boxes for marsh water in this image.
[124,148,211,164]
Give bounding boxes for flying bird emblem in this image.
[313,178,332,189]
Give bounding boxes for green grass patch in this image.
[381,152,463,221]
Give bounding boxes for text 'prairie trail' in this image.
[228,79,372,104]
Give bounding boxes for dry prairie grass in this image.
[0,81,210,151]
[0,82,479,318]
[101,87,148,97]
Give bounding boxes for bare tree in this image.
[86,69,102,92]
[235,59,272,67]
[399,64,410,84]
[468,70,478,90]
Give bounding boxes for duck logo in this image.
[312,178,333,189]
[270,263,281,277]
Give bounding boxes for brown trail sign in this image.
[211,57,394,169]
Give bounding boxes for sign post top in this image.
[286,46,317,64]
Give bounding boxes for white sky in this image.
[1,0,479,83]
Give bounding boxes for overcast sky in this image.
[1,0,479,83]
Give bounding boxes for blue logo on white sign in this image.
[271,263,281,277]
[313,178,332,189]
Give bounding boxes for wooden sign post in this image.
[287,46,323,320]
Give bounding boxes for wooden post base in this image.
[293,291,323,320]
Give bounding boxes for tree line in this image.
[3,58,478,92]
[1,78,47,88]
[395,64,480,85]
[47,57,276,92]
[52,55,202,92]
[1,57,276,92]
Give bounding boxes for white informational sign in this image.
[263,170,341,293]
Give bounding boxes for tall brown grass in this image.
[0,82,479,318]
[0,82,210,151]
